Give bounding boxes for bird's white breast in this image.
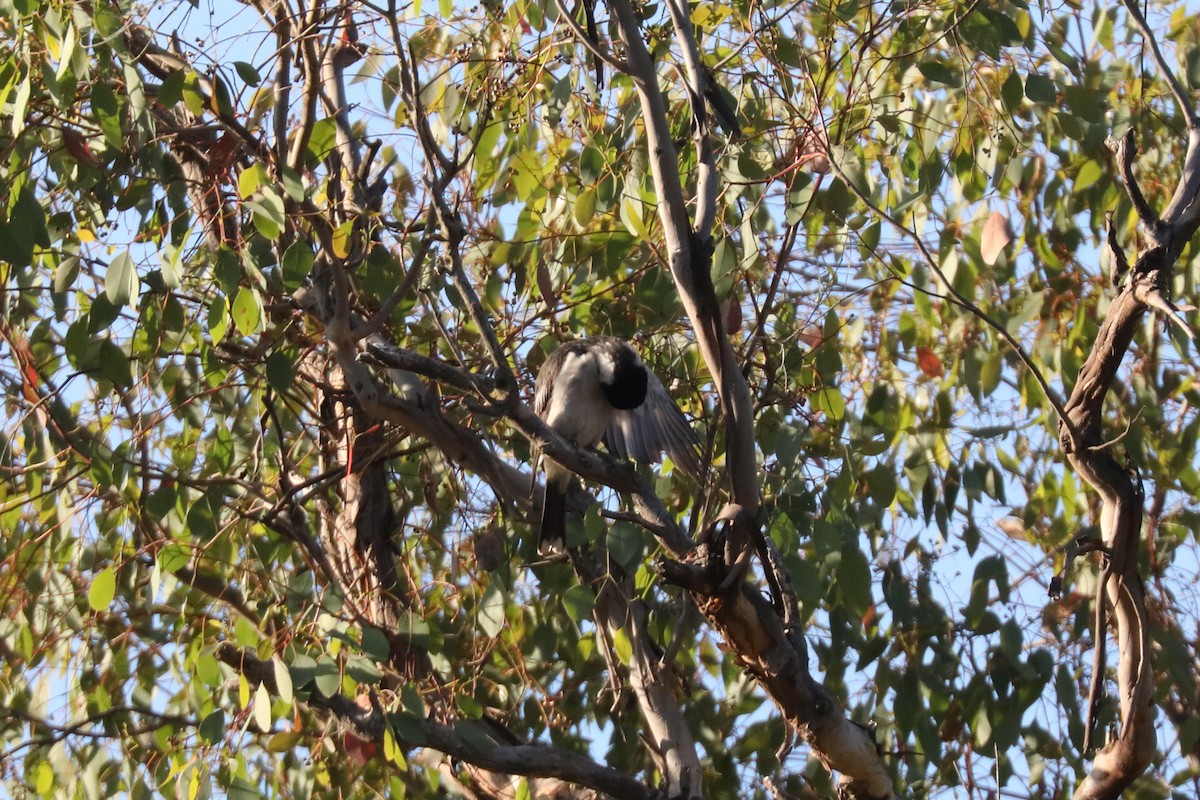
[540,350,614,448]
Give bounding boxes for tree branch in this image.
[1107,129,1162,242]
[215,644,656,800]
[549,0,629,75]
[824,154,1082,452]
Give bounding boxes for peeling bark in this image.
[1058,3,1200,787]
[596,0,896,794]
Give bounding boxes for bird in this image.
[533,336,701,554]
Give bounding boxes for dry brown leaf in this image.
[995,517,1026,540]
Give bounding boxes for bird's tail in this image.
[538,483,567,555]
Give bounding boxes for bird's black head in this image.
[597,339,648,410]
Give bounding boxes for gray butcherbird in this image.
[533,337,701,554]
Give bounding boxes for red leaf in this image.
[916,347,944,378]
[62,128,99,168]
[861,602,878,630]
[720,297,743,334]
[798,325,823,348]
[536,260,556,305]
[343,732,377,765]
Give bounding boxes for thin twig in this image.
[821,145,1083,449]
[550,0,629,74]
[1122,0,1198,129]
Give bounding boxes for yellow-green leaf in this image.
[267,731,303,752]
[332,220,354,259]
[208,294,229,341]
[612,627,632,666]
[35,761,53,794]
[383,726,407,768]
[88,567,116,612]
[273,656,293,705]
[238,164,264,200]
[619,194,647,239]
[254,681,272,731]
[574,188,596,227]
[1076,159,1103,192]
[231,286,262,336]
[478,583,506,638]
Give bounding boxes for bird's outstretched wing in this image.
[604,374,703,481]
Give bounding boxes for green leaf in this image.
[361,626,390,661]
[346,654,383,684]
[105,251,138,307]
[562,584,595,622]
[1075,159,1103,192]
[964,555,1010,629]
[88,566,116,612]
[456,694,484,718]
[53,256,80,293]
[574,188,596,227]
[238,164,264,200]
[836,545,872,614]
[198,714,224,743]
[247,187,285,240]
[234,61,261,86]
[607,521,643,566]
[1024,74,1056,103]
[281,242,314,289]
[917,61,960,87]
[313,657,341,697]
[306,118,338,161]
[612,627,632,665]
[196,653,223,687]
[231,286,262,336]
[157,543,190,574]
[288,654,317,690]
[478,583,506,637]
[810,387,846,421]
[619,194,648,239]
[91,80,124,149]
[1001,70,1023,113]
[383,725,408,767]
[158,69,185,107]
[0,189,47,267]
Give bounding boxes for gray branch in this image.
[216,644,655,800]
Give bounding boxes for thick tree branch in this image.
[607,0,759,516]
[215,644,655,800]
[588,3,894,797]
[1058,10,1200,790]
[1061,264,1157,800]
[1107,129,1161,240]
[571,547,702,798]
[657,506,892,800]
